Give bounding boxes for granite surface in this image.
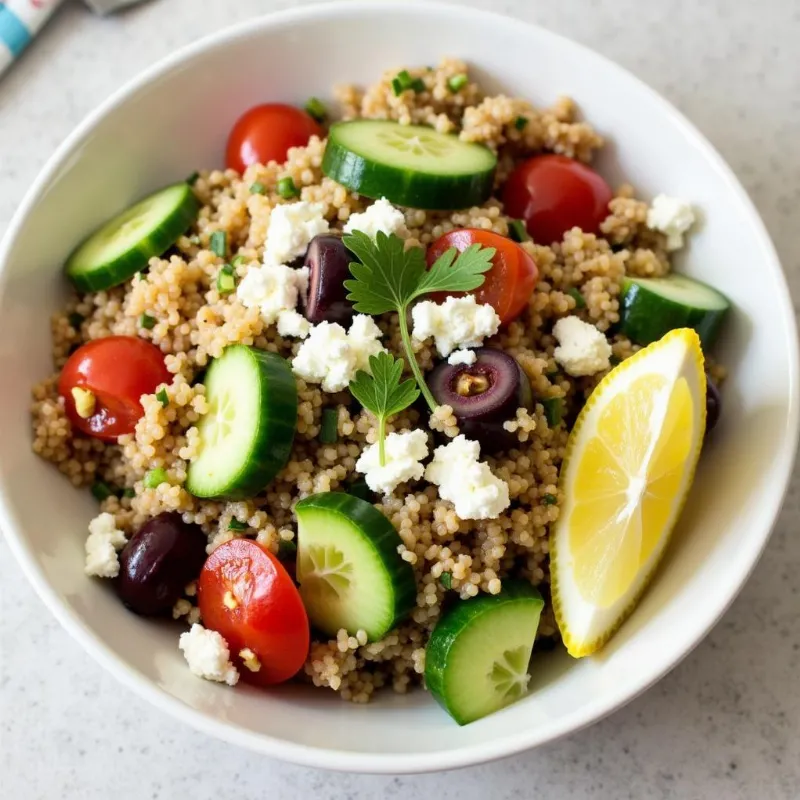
[1,1,799,797]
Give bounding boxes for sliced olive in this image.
[304,232,354,324]
[427,348,532,453]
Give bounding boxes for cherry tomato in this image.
[58,336,170,441]
[225,103,323,173]
[503,154,613,244]
[198,539,309,686]
[427,229,539,324]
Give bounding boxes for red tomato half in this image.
[225,103,323,173]
[198,539,310,686]
[503,154,613,244]
[58,336,170,441]
[427,229,539,324]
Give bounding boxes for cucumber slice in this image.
[65,182,200,292]
[425,581,544,725]
[186,346,297,499]
[619,274,730,349]
[295,492,416,640]
[322,120,496,210]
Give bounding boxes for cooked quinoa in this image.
[31,57,722,704]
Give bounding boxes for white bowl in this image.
[1,1,797,774]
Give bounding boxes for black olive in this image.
[427,348,532,453]
[304,232,354,324]
[705,373,722,436]
[117,512,207,616]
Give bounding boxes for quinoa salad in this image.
[31,59,729,724]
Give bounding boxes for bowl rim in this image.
[1,0,798,774]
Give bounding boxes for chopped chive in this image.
[155,388,169,407]
[186,171,200,185]
[67,312,84,329]
[304,96,327,123]
[228,518,248,531]
[440,572,453,590]
[143,468,168,489]
[319,408,339,444]
[139,313,156,330]
[249,181,266,195]
[278,539,297,560]
[347,476,372,502]
[121,487,136,499]
[277,176,300,200]
[514,115,528,131]
[217,264,236,295]
[91,481,114,502]
[543,493,558,506]
[231,254,246,267]
[410,77,426,93]
[447,73,468,92]
[508,219,530,243]
[541,397,563,428]
[210,231,227,258]
[567,287,586,308]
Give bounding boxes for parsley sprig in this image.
[349,352,419,466]
[343,231,495,410]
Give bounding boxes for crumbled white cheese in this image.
[84,512,127,578]
[646,194,696,251]
[424,435,510,520]
[292,314,386,392]
[447,349,477,366]
[178,624,239,686]
[552,316,612,377]
[264,201,329,266]
[237,263,309,325]
[277,309,311,339]
[411,296,500,357]
[355,429,430,495]
[343,197,406,239]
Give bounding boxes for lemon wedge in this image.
[551,328,706,657]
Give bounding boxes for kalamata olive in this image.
[117,512,207,616]
[304,232,354,324]
[705,373,722,435]
[427,348,532,453]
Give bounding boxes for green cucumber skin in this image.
[186,347,297,500]
[295,492,416,636]
[619,277,729,349]
[65,183,200,293]
[425,580,544,726]
[322,124,496,211]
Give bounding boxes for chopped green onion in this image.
[186,171,200,185]
[228,518,248,531]
[155,388,169,407]
[139,313,156,330]
[390,77,404,96]
[514,116,528,131]
[91,481,114,502]
[278,539,297,560]
[217,264,236,295]
[541,397,563,428]
[410,77,426,93]
[121,487,136,499]
[447,73,468,92]
[304,97,327,123]
[67,312,84,329]
[347,476,372,502]
[210,231,227,258]
[249,182,266,195]
[231,254,246,267]
[143,468,168,489]
[567,287,586,308]
[542,493,558,506]
[508,219,530,243]
[277,176,300,199]
[392,69,419,95]
[440,572,453,590]
[319,408,339,444]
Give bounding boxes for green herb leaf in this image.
[249,181,266,195]
[155,388,169,407]
[121,487,136,499]
[447,74,468,92]
[210,231,227,258]
[541,397,563,428]
[410,77,426,93]
[440,572,453,590]
[542,493,558,506]
[514,116,527,131]
[304,97,327,123]
[139,313,156,330]
[567,287,586,308]
[91,481,114,502]
[415,243,496,298]
[228,518,248,531]
[143,468,168,489]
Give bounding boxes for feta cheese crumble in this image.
[646,194,696,251]
[411,296,500,358]
[355,429,430,495]
[447,349,477,366]
[178,624,239,686]
[424,435,510,520]
[276,309,311,339]
[552,316,612,377]
[84,512,127,578]
[343,197,406,239]
[292,314,386,392]
[237,263,309,328]
[264,200,329,266]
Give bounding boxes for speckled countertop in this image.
[1,1,799,797]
